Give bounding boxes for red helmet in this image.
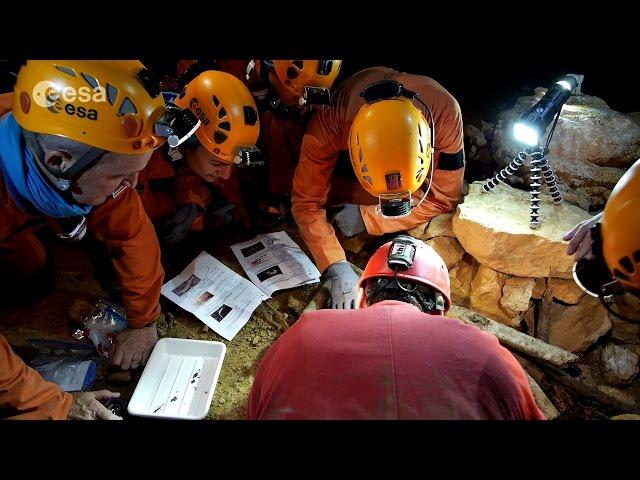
[357,236,451,311]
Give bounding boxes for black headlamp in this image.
[388,235,418,271]
[234,146,265,168]
[154,103,201,148]
[298,86,332,106]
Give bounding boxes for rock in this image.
[611,414,640,420]
[501,277,535,312]
[599,343,639,386]
[597,386,638,407]
[470,265,519,326]
[621,345,640,358]
[287,296,305,315]
[555,183,592,211]
[218,397,226,404]
[449,257,479,308]
[548,295,612,352]
[629,112,640,127]
[532,278,547,300]
[425,237,466,269]
[522,307,536,337]
[610,316,640,345]
[464,124,487,148]
[491,89,640,209]
[452,182,592,278]
[612,294,640,321]
[108,371,132,385]
[408,212,456,240]
[548,278,585,305]
[340,232,370,254]
[252,336,260,346]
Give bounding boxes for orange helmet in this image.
[601,159,640,294]
[13,60,167,154]
[263,60,341,105]
[349,81,433,217]
[357,235,451,312]
[174,70,262,166]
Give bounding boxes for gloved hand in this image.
[68,390,123,420]
[325,261,360,309]
[563,212,603,261]
[157,203,199,246]
[333,204,366,238]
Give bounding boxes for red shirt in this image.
[248,300,545,420]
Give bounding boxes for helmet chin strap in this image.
[22,129,105,193]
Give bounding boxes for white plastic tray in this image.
[128,338,226,420]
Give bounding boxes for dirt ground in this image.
[4,215,635,420]
[0,218,384,420]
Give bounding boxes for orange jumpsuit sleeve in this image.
[360,88,465,234]
[87,187,164,328]
[0,334,72,420]
[291,107,345,273]
[0,92,13,118]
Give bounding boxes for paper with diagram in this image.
[161,251,268,340]
[230,231,321,296]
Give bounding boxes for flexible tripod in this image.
[482,145,562,229]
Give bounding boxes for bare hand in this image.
[563,212,603,262]
[69,390,122,420]
[109,323,157,371]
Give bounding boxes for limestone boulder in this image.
[610,316,640,345]
[470,265,520,327]
[452,182,592,279]
[407,212,456,240]
[501,277,535,312]
[598,343,639,386]
[548,295,612,353]
[532,278,547,300]
[425,237,466,269]
[548,278,585,305]
[449,256,479,308]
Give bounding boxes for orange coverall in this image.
[0,97,164,329]
[291,67,465,272]
[178,60,310,198]
[0,333,72,420]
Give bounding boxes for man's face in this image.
[185,144,233,182]
[71,151,153,206]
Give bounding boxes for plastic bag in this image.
[73,299,128,358]
[28,339,97,391]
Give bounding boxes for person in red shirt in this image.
[248,235,545,420]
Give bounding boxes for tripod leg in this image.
[482,150,528,193]
[529,150,543,229]
[538,152,563,204]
